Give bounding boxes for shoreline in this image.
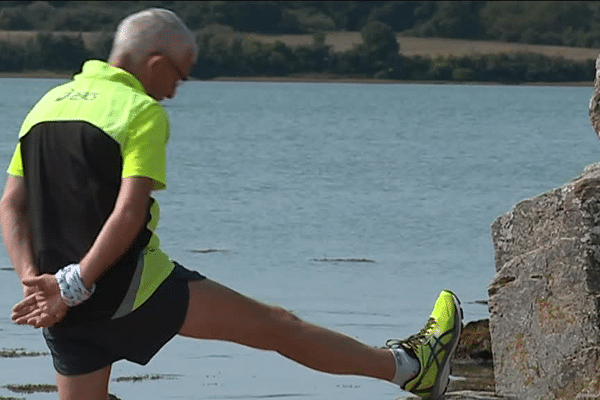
[0,71,592,87]
[210,75,593,87]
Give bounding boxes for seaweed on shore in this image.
[113,374,179,383]
[1,373,174,399]
[189,248,228,254]
[4,384,56,394]
[3,384,121,399]
[0,348,48,358]
[311,258,376,263]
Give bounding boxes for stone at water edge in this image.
[589,54,600,138]
[489,162,600,399]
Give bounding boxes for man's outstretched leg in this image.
[179,280,462,399]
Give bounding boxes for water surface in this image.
[0,79,597,399]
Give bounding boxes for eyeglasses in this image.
[151,52,188,81]
[165,54,188,81]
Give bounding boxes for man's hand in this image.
[12,274,68,328]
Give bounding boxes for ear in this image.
[137,54,164,100]
[145,54,163,78]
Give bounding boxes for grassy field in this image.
[248,32,600,61]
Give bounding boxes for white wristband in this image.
[55,263,96,307]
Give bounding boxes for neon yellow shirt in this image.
[8,60,174,322]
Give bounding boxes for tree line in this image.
[2,1,600,48]
[192,21,595,83]
[0,2,597,83]
[0,22,593,84]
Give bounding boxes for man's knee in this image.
[261,305,304,346]
[269,305,301,327]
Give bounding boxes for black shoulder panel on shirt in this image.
[20,120,152,324]
[21,120,123,273]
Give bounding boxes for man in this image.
[0,8,462,400]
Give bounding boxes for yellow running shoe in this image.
[386,290,463,399]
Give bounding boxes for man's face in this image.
[145,51,193,101]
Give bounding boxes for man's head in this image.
[108,8,198,100]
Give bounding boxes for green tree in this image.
[412,1,485,39]
[52,5,121,31]
[0,6,31,29]
[480,1,592,44]
[24,33,90,71]
[0,40,25,71]
[214,1,283,33]
[360,20,399,60]
[366,1,424,32]
[330,21,402,78]
[291,32,331,73]
[25,1,57,30]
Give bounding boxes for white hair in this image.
[108,8,197,66]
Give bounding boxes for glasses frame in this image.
[150,52,188,81]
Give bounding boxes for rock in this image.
[589,54,600,138]
[454,319,493,362]
[489,162,600,399]
[405,391,509,400]
[443,392,510,400]
[446,319,497,396]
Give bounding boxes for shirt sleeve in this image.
[6,142,23,177]
[121,104,169,190]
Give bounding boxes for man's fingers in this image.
[21,275,45,287]
[14,309,58,328]
[28,312,63,329]
[14,304,68,327]
[12,281,69,328]
[13,307,42,325]
[12,292,38,313]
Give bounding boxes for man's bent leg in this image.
[179,279,395,381]
[56,365,111,400]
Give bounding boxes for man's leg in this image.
[178,279,396,381]
[56,365,112,400]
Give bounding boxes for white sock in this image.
[389,348,420,387]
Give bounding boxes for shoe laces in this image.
[385,317,436,353]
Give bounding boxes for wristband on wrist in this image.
[55,263,96,307]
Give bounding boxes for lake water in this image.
[0,78,598,399]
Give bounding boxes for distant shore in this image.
[0,70,592,87]
[210,75,593,87]
[0,71,72,79]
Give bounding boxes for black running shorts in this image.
[43,262,206,376]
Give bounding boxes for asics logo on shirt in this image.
[55,89,99,101]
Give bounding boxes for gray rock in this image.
[590,54,600,138]
[443,392,512,400]
[405,391,510,400]
[489,163,600,399]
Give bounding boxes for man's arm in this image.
[78,176,154,288]
[0,175,154,286]
[9,176,154,328]
[0,175,38,283]
[1,175,68,327]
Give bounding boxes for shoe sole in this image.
[429,290,463,399]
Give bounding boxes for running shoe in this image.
[386,289,463,399]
